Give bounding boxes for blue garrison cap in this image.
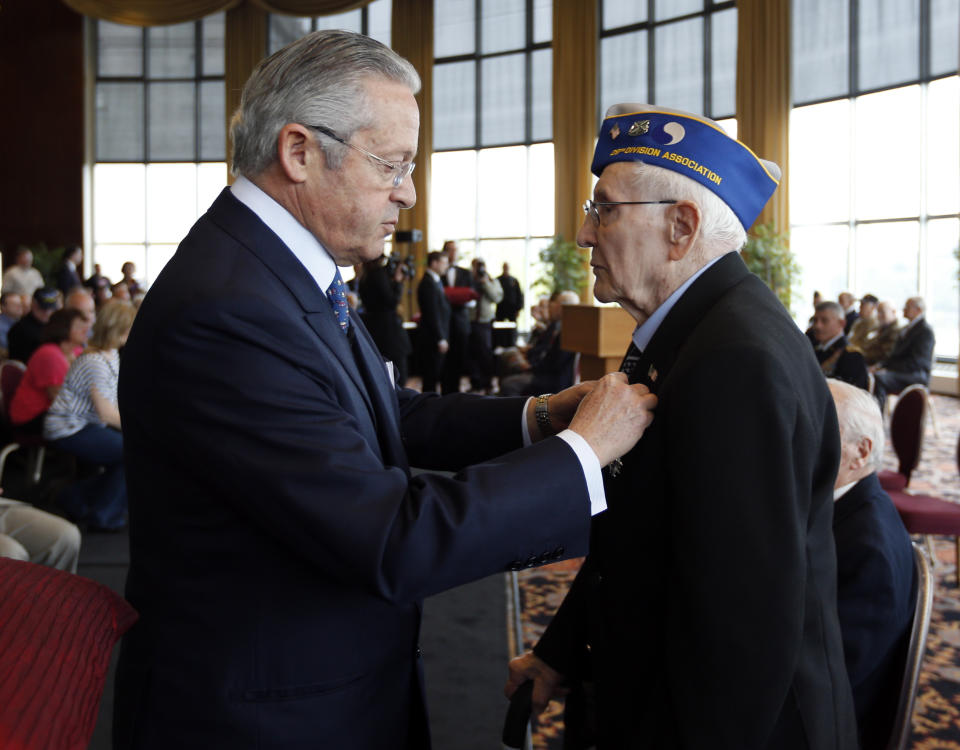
[591,103,781,231]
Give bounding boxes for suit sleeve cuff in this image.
[556,429,607,515]
[521,397,534,446]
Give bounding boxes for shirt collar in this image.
[632,253,727,353]
[833,480,857,501]
[425,268,440,283]
[818,332,843,351]
[230,176,337,292]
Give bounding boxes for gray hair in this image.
[231,30,421,178]
[907,296,926,313]
[828,378,885,472]
[815,300,845,321]
[625,162,747,256]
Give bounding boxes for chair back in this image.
[889,385,928,486]
[0,359,24,413]
[885,542,934,750]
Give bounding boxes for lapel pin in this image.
[610,122,621,140]
[628,120,649,136]
[648,364,658,382]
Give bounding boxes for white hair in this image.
[625,162,747,256]
[828,378,885,472]
[231,30,421,178]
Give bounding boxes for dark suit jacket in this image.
[844,310,859,335]
[358,262,411,366]
[496,273,524,321]
[881,318,935,384]
[442,265,474,338]
[113,189,591,750]
[815,335,869,390]
[535,252,858,749]
[833,472,916,750]
[56,264,82,296]
[416,272,450,347]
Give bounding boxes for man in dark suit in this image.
[811,300,869,389]
[507,103,858,748]
[113,30,656,750]
[827,378,916,750]
[56,244,84,297]
[839,291,859,334]
[872,296,936,404]
[440,240,474,394]
[416,250,451,393]
[496,262,524,346]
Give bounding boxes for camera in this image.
[386,253,416,280]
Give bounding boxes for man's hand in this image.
[505,652,566,716]
[568,372,657,466]
[547,381,596,432]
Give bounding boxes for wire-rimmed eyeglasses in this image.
[582,198,677,226]
[308,124,416,188]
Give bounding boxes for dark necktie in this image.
[620,341,642,381]
[326,269,351,334]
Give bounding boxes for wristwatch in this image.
[535,393,553,434]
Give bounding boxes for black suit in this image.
[833,473,916,750]
[874,317,935,402]
[535,253,857,748]
[358,261,411,386]
[113,188,591,749]
[441,265,473,394]
[814,335,869,390]
[416,271,450,393]
[844,309,859,335]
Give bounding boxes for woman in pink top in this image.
[9,308,90,433]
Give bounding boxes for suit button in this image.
[416,646,422,658]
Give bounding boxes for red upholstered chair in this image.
[0,557,138,749]
[0,358,48,484]
[879,385,929,492]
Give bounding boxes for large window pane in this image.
[434,62,477,150]
[146,164,200,243]
[429,150,478,245]
[148,82,196,161]
[314,9,361,32]
[654,18,703,113]
[98,22,142,77]
[148,23,196,79]
[528,143,555,237]
[926,218,960,358]
[601,31,648,112]
[198,163,228,212]
[270,16,312,55]
[96,83,144,162]
[533,0,551,43]
[94,245,147,287]
[791,0,848,104]
[927,77,959,216]
[931,0,960,76]
[603,0,646,29]
[93,164,146,244]
[655,0,702,22]
[368,0,393,47]
[854,221,919,303]
[477,146,527,237]
[481,54,526,146]
[199,81,225,162]
[146,245,179,287]
[791,224,851,322]
[858,0,919,91]
[482,0,525,54]
[202,13,225,77]
[710,8,736,118]
[789,100,851,224]
[435,0,475,57]
[855,86,921,220]
[531,49,552,142]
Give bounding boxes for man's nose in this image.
[576,214,595,249]
[392,174,416,209]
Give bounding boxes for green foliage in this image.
[740,223,798,313]
[22,242,65,287]
[534,236,590,296]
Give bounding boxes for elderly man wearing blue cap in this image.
[506,104,858,749]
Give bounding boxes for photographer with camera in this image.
[357,253,412,386]
[468,257,503,394]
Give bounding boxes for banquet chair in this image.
[884,543,934,750]
[0,358,48,484]
[879,385,929,492]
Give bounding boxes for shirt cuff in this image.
[556,429,607,516]
[521,397,534,446]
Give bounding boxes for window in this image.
[790,0,959,361]
[431,0,553,331]
[92,15,226,287]
[267,0,392,55]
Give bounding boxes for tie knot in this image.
[326,270,351,334]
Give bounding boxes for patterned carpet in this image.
[513,393,960,749]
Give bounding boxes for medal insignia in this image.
[648,364,658,382]
[610,122,621,140]
[628,120,650,136]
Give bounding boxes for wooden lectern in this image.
[560,304,635,380]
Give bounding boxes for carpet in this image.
[513,393,960,749]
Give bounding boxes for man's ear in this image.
[666,201,701,261]
[276,123,315,184]
[854,436,872,469]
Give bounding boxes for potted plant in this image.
[740,223,798,313]
[535,236,590,297]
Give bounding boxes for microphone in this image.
[502,680,533,749]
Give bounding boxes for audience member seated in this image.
[84,262,111,298]
[827,379,916,750]
[872,296,935,404]
[857,300,900,367]
[810,301,868,389]
[65,287,96,332]
[1,246,45,311]
[56,245,84,298]
[839,291,859,334]
[9,309,90,434]
[0,489,81,572]
[7,287,60,364]
[804,290,822,345]
[498,290,579,397]
[0,292,24,352]
[44,301,136,532]
[120,261,143,297]
[847,294,878,351]
[111,281,132,302]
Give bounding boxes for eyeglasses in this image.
[582,198,677,227]
[308,124,416,188]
